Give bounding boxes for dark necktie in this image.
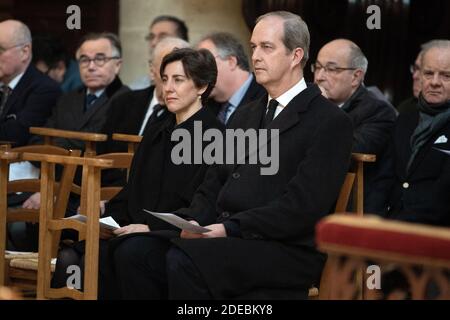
[262,99,279,128]
[217,102,232,124]
[0,85,12,118]
[85,93,98,111]
[141,104,165,135]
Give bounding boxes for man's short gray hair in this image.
[420,39,450,61]
[256,11,310,67]
[348,43,368,74]
[151,36,190,63]
[199,32,250,72]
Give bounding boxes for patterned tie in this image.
[85,93,98,112]
[262,99,279,128]
[217,102,232,124]
[0,85,12,118]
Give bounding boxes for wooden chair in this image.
[18,152,114,300]
[0,145,81,292]
[112,133,142,154]
[309,153,376,299]
[29,127,107,156]
[316,214,450,299]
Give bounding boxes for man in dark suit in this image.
[314,39,397,214]
[112,11,353,299]
[383,40,450,226]
[22,33,129,210]
[198,32,266,124]
[0,20,61,147]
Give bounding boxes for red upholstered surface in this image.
[316,220,450,262]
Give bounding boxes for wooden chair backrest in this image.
[19,152,113,300]
[112,133,142,154]
[315,153,376,300]
[29,127,108,156]
[0,146,81,287]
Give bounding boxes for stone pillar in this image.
[119,0,250,85]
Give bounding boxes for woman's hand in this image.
[113,224,150,236]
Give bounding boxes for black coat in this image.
[385,109,450,226]
[0,64,61,146]
[97,86,169,186]
[105,106,225,230]
[206,74,266,122]
[31,77,129,151]
[341,85,398,213]
[173,85,354,299]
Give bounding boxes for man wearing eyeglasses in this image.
[131,15,189,90]
[313,39,397,214]
[22,33,129,214]
[0,20,61,147]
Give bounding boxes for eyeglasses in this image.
[145,32,170,42]
[311,62,357,74]
[77,55,120,68]
[0,43,27,55]
[410,64,421,74]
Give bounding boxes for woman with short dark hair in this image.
[51,48,224,299]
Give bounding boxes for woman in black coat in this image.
[51,48,223,297]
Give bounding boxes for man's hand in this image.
[181,222,227,239]
[202,224,227,238]
[180,220,204,239]
[22,192,41,210]
[113,224,150,236]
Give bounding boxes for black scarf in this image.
[407,94,450,173]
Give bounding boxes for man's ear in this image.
[292,47,304,68]
[228,55,239,71]
[21,44,32,62]
[352,69,364,87]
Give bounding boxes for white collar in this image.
[268,78,307,108]
[5,72,25,90]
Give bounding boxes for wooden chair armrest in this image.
[351,153,376,163]
[30,127,108,143]
[0,150,19,160]
[112,133,142,144]
[20,152,113,168]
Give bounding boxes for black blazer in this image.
[0,64,61,146]
[105,106,225,230]
[173,84,353,299]
[385,109,450,226]
[206,74,266,121]
[341,85,398,213]
[31,77,129,151]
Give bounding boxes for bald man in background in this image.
[0,20,60,146]
[313,39,397,213]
